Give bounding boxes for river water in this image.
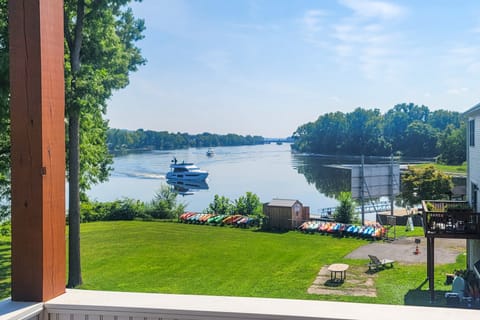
[87,143,386,217]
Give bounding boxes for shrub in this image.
[147,185,185,219]
[334,192,357,224]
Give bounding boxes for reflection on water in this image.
[292,154,351,199]
[167,179,209,196]
[87,144,405,214]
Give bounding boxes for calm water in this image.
[87,144,371,215]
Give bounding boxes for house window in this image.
[470,119,475,146]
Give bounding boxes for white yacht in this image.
[166,159,208,180]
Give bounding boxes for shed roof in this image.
[266,199,301,207]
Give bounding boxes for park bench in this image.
[368,254,395,271]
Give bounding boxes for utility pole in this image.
[390,155,394,216]
[361,155,365,225]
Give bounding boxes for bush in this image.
[80,198,146,222]
[334,192,357,224]
[147,185,185,219]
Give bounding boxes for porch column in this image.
[9,0,66,301]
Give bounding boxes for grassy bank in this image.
[410,163,466,175]
[0,221,465,306]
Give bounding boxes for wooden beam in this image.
[9,0,65,302]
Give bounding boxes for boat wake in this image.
[114,171,166,180]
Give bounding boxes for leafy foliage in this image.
[80,186,184,222]
[208,194,234,215]
[234,192,263,216]
[147,184,185,219]
[436,123,466,165]
[292,103,465,163]
[107,128,265,151]
[334,192,357,224]
[64,0,146,288]
[401,165,453,206]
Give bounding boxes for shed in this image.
[263,199,310,230]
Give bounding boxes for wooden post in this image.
[9,0,65,301]
[427,237,435,302]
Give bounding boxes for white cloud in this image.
[303,10,326,32]
[300,0,408,80]
[301,10,329,47]
[447,87,469,95]
[339,0,406,20]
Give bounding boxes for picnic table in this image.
[328,263,349,281]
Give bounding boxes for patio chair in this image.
[368,254,395,271]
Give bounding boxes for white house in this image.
[464,103,480,277]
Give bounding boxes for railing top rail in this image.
[0,300,43,320]
[41,289,479,320]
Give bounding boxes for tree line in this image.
[107,128,265,151]
[292,103,465,165]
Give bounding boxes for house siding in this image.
[466,110,480,273]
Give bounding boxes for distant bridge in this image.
[263,137,294,144]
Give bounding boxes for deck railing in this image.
[1,289,479,320]
[421,200,480,238]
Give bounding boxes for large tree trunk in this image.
[67,107,82,288]
[65,0,85,289]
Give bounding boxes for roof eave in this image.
[464,102,480,116]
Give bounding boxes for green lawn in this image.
[0,221,465,306]
[411,163,466,175]
[0,232,10,298]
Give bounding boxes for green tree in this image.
[345,108,389,155]
[334,192,356,224]
[437,123,466,165]
[234,192,262,216]
[148,184,185,219]
[401,166,453,206]
[64,0,145,288]
[403,121,438,157]
[208,194,233,215]
[0,0,10,220]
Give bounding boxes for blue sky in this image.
[107,0,480,137]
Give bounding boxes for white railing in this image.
[0,300,42,320]
[1,289,479,320]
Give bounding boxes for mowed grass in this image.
[411,163,466,175]
[0,232,11,298]
[0,221,465,305]
[78,221,464,305]
[79,221,368,298]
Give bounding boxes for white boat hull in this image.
[166,172,208,180]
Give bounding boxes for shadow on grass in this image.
[404,278,453,308]
[254,228,289,234]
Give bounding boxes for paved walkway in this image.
[345,237,466,264]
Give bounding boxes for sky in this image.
[107,0,480,138]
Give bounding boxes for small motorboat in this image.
[206,148,215,157]
[166,158,208,180]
